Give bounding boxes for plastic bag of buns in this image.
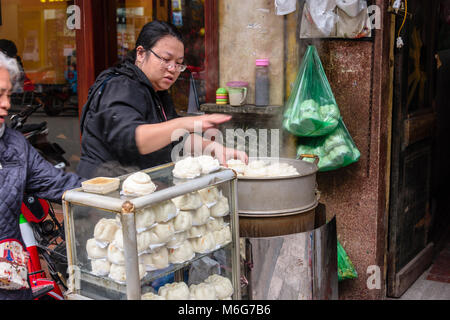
[283,45,340,137]
[296,118,360,172]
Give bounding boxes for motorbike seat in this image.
[31,283,56,299]
[18,121,47,134]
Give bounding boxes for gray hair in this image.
[0,51,21,90]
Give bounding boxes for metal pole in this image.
[62,196,78,297]
[230,178,242,300]
[120,201,141,300]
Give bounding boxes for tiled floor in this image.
[397,265,450,300]
[397,235,450,300]
[426,241,450,284]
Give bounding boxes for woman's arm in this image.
[135,113,232,155]
[183,133,248,165]
[25,140,82,203]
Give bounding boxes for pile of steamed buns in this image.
[172,155,300,179]
[86,183,232,286]
[141,274,233,300]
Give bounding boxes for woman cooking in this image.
[77,20,247,178]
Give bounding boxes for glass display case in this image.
[62,162,240,300]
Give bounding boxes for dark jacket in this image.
[76,61,179,179]
[0,127,82,299]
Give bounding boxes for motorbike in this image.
[10,100,70,300]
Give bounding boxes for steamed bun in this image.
[166,231,188,248]
[139,246,169,270]
[141,292,165,300]
[153,200,178,223]
[109,263,146,283]
[107,243,125,265]
[121,172,156,196]
[190,232,216,253]
[265,162,299,177]
[113,228,152,253]
[245,160,269,176]
[94,218,119,243]
[190,205,210,226]
[168,240,194,264]
[158,282,190,300]
[187,225,207,239]
[135,206,156,230]
[210,196,230,217]
[198,186,221,205]
[204,274,233,299]
[172,157,202,179]
[189,282,218,300]
[172,192,203,210]
[90,259,111,276]
[213,226,232,246]
[173,210,193,232]
[226,159,246,175]
[197,155,220,174]
[86,238,107,259]
[148,221,175,245]
[206,217,226,232]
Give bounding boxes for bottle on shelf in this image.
[255,58,270,107]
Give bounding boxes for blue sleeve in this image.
[25,140,82,203]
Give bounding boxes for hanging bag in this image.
[0,239,30,290]
[296,118,360,171]
[283,45,341,137]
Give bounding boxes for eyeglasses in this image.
[149,49,187,72]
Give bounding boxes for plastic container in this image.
[226,81,249,106]
[255,59,270,106]
[216,87,228,105]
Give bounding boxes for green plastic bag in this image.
[296,118,360,172]
[337,240,358,281]
[283,45,340,137]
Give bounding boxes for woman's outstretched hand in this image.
[182,113,232,132]
[206,142,248,166]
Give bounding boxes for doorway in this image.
[387,0,450,297]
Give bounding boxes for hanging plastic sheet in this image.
[336,0,371,38]
[283,45,341,137]
[299,0,371,39]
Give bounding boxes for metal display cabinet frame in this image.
[62,163,240,300]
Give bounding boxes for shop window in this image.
[0,0,78,116]
[115,0,206,114]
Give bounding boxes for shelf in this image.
[200,103,284,116]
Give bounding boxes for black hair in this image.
[125,20,184,64]
[0,39,18,58]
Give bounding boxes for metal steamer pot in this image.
[237,155,319,216]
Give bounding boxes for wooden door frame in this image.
[386,0,439,298]
[204,0,219,103]
[75,0,118,117]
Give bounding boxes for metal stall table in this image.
[62,163,241,300]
